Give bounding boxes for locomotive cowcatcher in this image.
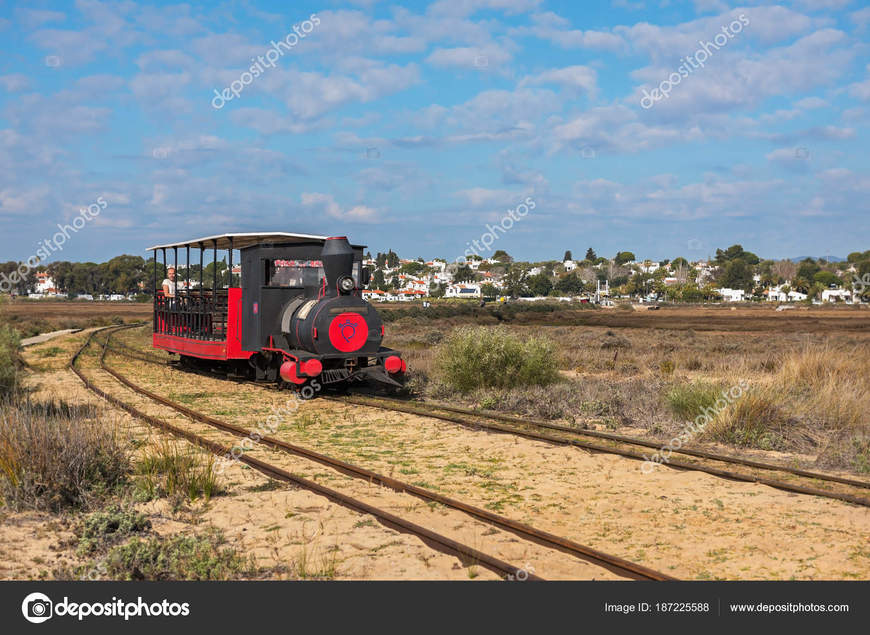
[148,232,405,395]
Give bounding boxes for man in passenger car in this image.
[162,267,176,299]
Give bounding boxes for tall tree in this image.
[585,247,596,261]
[554,273,583,295]
[526,272,553,297]
[501,264,528,296]
[454,264,475,282]
[492,250,513,263]
[714,244,759,265]
[563,250,572,262]
[614,251,635,266]
[796,258,821,281]
[719,259,753,291]
[771,259,797,283]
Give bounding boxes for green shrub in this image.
[0,400,129,511]
[77,505,151,555]
[665,381,724,420]
[103,527,256,580]
[433,326,560,393]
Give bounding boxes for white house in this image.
[362,289,387,302]
[822,288,851,303]
[426,260,447,273]
[718,287,745,302]
[563,260,577,272]
[445,283,481,298]
[788,290,808,302]
[765,286,789,302]
[36,272,56,294]
[397,289,426,302]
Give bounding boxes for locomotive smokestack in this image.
[321,236,354,295]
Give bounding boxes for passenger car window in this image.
[267,259,325,287]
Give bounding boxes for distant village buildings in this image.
[6,247,867,306]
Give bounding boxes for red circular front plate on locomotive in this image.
[327,312,369,352]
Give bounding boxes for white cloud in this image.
[766,148,811,172]
[425,45,513,70]
[571,175,785,220]
[300,192,379,222]
[0,186,51,217]
[795,96,828,109]
[847,65,870,100]
[427,0,542,17]
[511,13,625,51]
[550,104,691,154]
[0,74,30,92]
[630,28,855,121]
[257,64,420,121]
[519,65,597,95]
[229,108,315,135]
[851,7,870,30]
[135,49,198,71]
[457,187,529,206]
[15,8,66,30]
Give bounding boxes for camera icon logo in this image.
[22,592,53,623]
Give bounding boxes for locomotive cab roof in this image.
[147,232,366,251]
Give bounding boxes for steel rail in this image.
[99,328,673,581]
[371,396,870,490]
[331,395,870,508]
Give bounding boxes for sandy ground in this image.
[6,329,869,580]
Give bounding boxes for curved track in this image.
[74,326,674,581]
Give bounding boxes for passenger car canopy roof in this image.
[147,232,365,251]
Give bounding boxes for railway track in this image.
[73,326,674,581]
[107,329,870,509]
[332,394,870,508]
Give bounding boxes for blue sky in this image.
[0,0,868,264]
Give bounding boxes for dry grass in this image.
[672,345,870,468]
[135,440,223,503]
[0,324,20,396]
[3,300,149,337]
[0,399,130,511]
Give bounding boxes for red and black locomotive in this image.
[149,232,405,395]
